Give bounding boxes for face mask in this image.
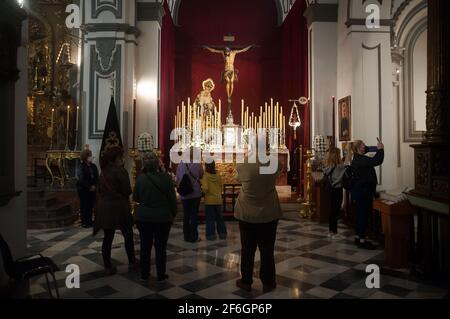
[364,146,370,154]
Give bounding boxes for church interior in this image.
[0,0,448,301]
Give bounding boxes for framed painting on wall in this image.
[338,96,351,141]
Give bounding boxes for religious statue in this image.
[203,45,255,105]
[194,78,216,117]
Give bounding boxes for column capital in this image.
[137,2,165,26]
[303,3,338,28]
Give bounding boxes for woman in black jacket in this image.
[76,148,99,228]
[350,139,384,249]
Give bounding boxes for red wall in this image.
[175,0,281,121]
[161,0,309,190]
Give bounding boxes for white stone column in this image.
[305,2,338,144]
[135,0,164,148]
[80,0,138,161]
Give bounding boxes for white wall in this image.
[334,0,399,190]
[0,20,28,287]
[412,31,426,132]
[310,22,337,140]
[135,20,160,148]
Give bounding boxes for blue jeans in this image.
[352,185,374,238]
[182,197,201,242]
[205,205,227,239]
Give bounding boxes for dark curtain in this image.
[159,0,175,164]
[279,0,309,192]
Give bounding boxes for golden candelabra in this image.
[129,148,139,189]
[299,149,314,219]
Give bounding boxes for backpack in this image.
[177,173,193,196]
[177,164,198,196]
[342,165,357,191]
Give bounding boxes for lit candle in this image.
[51,108,55,130]
[275,102,279,129]
[181,102,185,128]
[241,100,244,126]
[66,105,70,132]
[264,103,268,128]
[132,99,136,148]
[269,104,272,128]
[75,106,80,131]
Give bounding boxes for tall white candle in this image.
[76,106,79,131]
[51,108,54,130]
[66,105,70,132]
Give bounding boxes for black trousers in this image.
[102,227,136,269]
[78,190,96,225]
[136,221,172,280]
[329,188,343,233]
[352,185,375,238]
[182,197,201,242]
[238,219,278,286]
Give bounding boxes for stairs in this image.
[27,187,78,229]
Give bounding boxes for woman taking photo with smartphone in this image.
[349,138,384,249]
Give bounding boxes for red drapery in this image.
[159,0,175,162]
[280,0,309,151]
[279,0,309,192]
[159,0,309,185]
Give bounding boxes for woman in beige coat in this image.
[234,146,282,293]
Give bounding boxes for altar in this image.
[168,82,290,185]
[169,148,290,185]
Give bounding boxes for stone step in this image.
[28,212,79,229]
[27,196,58,207]
[28,203,73,219]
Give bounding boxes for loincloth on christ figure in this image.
[221,69,239,84]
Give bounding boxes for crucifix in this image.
[203,44,255,123]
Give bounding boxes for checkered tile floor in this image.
[26,212,448,299]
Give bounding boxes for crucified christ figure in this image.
[203,45,255,103]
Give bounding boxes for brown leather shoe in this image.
[236,279,252,292]
[263,282,277,293]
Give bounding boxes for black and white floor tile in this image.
[26,214,448,299]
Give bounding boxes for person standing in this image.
[201,160,227,240]
[76,148,99,228]
[134,153,177,282]
[234,147,282,293]
[176,150,203,243]
[350,139,384,249]
[95,146,137,275]
[323,147,345,239]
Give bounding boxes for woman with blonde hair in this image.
[349,139,384,249]
[323,147,345,239]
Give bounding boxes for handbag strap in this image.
[185,163,200,185]
[145,173,170,204]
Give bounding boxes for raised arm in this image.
[203,45,223,54]
[235,45,254,54]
